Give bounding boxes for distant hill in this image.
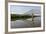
[11,9,41,16]
[24,9,41,16]
[24,9,41,14]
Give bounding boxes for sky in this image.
[10,5,41,14]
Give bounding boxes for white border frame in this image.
[8,2,44,32]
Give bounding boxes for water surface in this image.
[11,17,41,28]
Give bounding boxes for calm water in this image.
[11,17,41,28]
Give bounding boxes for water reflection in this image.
[11,17,41,28]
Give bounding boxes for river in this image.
[11,17,41,28]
